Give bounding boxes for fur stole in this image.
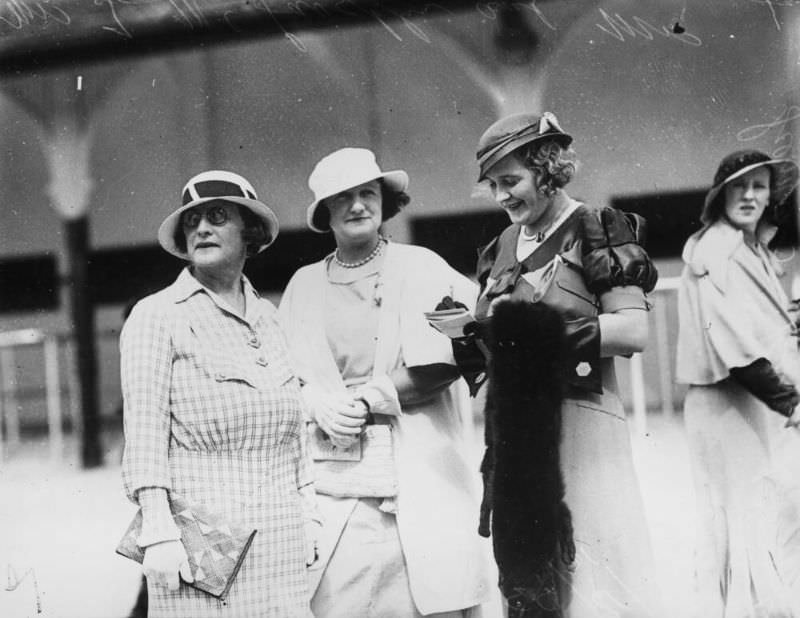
[479,300,576,617]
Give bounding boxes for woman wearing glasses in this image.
[120,170,318,617]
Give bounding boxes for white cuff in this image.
[357,374,402,417]
[136,488,182,548]
[136,526,182,549]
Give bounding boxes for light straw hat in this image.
[306,148,408,233]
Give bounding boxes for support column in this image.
[64,216,101,468]
[43,110,101,469]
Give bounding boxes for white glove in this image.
[302,384,367,447]
[354,374,402,417]
[142,539,194,591]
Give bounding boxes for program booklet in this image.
[424,307,476,339]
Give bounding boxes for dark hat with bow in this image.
[476,111,572,181]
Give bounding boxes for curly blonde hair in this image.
[516,140,579,197]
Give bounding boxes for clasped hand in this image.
[142,539,194,591]
[304,385,369,448]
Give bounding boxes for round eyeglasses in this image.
[182,204,231,229]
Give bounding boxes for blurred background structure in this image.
[1,0,799,615]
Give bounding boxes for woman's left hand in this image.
[304,520,322,567]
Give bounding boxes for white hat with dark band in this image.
[158,170,279,259]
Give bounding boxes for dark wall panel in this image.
[410,211,509,275]
[89,228,336,307]
[613,189,798,259]
[89,245,184,306]
[243,229,335,292]
[0,254,58,313]
[612,191,705,259]
[15,194,795,313]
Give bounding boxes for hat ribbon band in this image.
[477,124,542,161]
[182,179,256,205]
[476,116,565,163]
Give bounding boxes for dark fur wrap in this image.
[479,300,576,617]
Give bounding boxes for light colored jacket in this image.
[278,242,492,615]
[676,219,800,387]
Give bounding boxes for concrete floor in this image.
[0,430,142,618]
[0,414,696,618]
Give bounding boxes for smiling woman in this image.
[325,179,384,259]
[452,111,660,617]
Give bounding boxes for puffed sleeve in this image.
[580,206,658,295]
[120,299,174,501]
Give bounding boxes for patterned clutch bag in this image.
[116,493,257,601]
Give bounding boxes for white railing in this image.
[0,280,684,458]
[0,329,78,462]
[629,276,681,436]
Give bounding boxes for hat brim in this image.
[306,169,409,233]
[158,196,280,260]
[478,133,573,181]
[702,158,800,221]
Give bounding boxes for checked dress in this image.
[121,268,314,617]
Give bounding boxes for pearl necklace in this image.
[333,237,386,269]
[521,214,557,243]
[521,227,548,243]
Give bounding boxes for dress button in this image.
[575,362,592,377]
[248,336,261,348]
[256,357,268,367]
[215,372,226,381]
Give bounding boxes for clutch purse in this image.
[309,422,398,498]
[116,493,257,601]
